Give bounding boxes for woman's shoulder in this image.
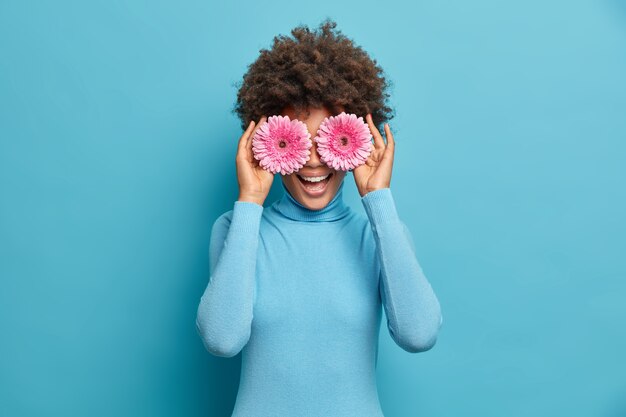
[210,200,264,234]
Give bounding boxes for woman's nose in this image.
[306,137,323,167]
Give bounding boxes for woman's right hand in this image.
[236,116,274,206]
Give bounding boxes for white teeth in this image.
[298,173,330,183]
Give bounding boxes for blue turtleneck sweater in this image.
[196,179,443,416]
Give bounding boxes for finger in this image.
[246,119,258,163]
[378,141,395,174]
[241,116,267,158]
[384,123,395,151]
[238,120,256,154]
[378,124,395,172]
[366,113,385,150]
[249,116,267,142]
[249,116,268,162]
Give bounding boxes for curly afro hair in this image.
[231,18,395,133]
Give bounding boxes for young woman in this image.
[196,18,443,417]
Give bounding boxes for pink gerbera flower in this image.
[314,112,372,171]
[252,115,312,175]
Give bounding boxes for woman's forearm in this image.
[361,188,443,353]
[195,201,263,357]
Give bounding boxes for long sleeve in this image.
[195,200,263,358]
[361,188,443,353]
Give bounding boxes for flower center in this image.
[339,136,348,146]
[278,140,287,148]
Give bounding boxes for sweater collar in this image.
[274,179,351,222]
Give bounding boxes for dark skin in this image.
[236,107,395,207]
[279,106,346,211]
[353,112,395,197]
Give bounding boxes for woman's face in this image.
[280,105,347,210]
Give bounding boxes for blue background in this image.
[1,0,625,416]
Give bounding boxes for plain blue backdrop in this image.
[1,0,625,416]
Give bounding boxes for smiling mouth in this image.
[296,172,333,192]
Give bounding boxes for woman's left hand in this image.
[353,113,395,197]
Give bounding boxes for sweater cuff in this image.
[360,187,400,226]
[229,201,264,234]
